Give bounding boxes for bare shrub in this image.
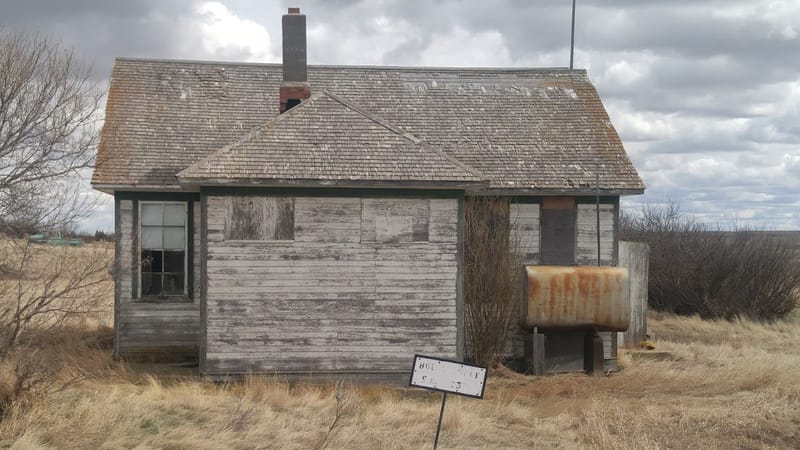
[0,240,111,419]
[318,380,355,450]
[463,197,524,368]
[621,202,800,320]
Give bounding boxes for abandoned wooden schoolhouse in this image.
[91,8,645,379]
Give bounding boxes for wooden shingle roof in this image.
[92,58,644,194]
[177,91,486,187]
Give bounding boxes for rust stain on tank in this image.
[525,266,630,332]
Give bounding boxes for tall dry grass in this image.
[1,243,799,448]
[0,240,112,417]
[0,311,798,449]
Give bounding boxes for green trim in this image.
[508,196,542,204]
[505,195,619,204]
[116,191,201,201]
[612,196,620,266]
[187,201,194,300]
[575,195,619,204]
[456,196,465,361]
[120,193,196,302]
[113,196,121,360]
[131,199,139,298]
[200,186,464,198]
[199,195,208,373]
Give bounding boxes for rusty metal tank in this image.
[524,266,630,332]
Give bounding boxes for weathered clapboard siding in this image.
[618,241,649,348]
[203,195,460,375]
[506,202,541,359]
[112,199,131,358]
[114,197,201,358]
[600,331,617,371]
[360,198,430,242]
[118,304,201,348]
[295,197,361,243]
[576,203,616,265]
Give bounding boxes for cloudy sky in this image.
[3,0,799,230]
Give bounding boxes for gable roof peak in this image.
[177,90,486,187]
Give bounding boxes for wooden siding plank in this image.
[204,194,459,375]
[361,198,430,243]
[295,197,361,243]
[576,203,615,266]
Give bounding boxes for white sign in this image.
[409,355,487,398]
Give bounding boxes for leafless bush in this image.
[621,202,800,321]
[0,240,111,419]
[463,197,524,368]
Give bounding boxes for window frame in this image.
[137,200,189,301]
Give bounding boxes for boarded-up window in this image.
[540,197,575,265]
[510,202,540,263]
[224,196,295,240]
[361,198,430,243]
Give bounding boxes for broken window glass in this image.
[140,202,187,300]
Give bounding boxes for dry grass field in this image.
[1,245,799,449]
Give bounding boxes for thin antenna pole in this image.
[570,0,576,71]
[596,169,601,266]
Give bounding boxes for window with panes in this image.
[139,202,187,300]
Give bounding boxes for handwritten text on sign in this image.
[409,355,487,398]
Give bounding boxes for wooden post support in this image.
[524,327,545,376]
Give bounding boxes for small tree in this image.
[0,31,107,419]
[463,197,524,368]
[0,30,103,235]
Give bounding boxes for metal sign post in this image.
[409,355,488,449]
[433,392,447,449]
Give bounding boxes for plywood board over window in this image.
[540,197,576,265]
[510,203,540,264]
[361,198,430,243]
[224,196,295,241]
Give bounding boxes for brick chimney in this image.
[280,7,310,113]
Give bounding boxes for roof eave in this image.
[177,177,489,190]
[91,182,198,194]
[469,187,646,196]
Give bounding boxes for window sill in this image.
[134,296,193,304]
